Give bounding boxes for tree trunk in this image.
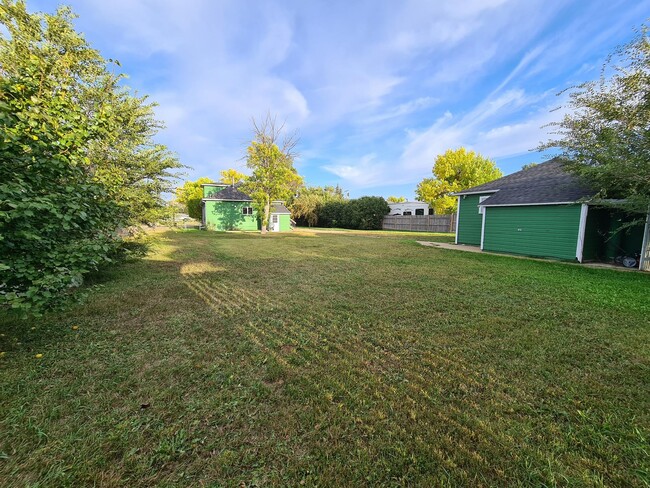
[261,199,270,234]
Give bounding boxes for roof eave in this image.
[481,201,580,207]
[452,189,500,196]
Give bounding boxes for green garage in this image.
[453,159,649,270]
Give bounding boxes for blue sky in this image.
[32,0,649,198]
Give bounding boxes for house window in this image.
[242,207,253,215]
[272,214,278,223]
[478,196,489,214]
[403,211,412,216]
[415,208,424,215]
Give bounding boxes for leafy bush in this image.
[0,4,180,315]
[319,201,347,228]
[352,196,390,230]
[110,235,152,262]
[317,197,389,230]
[290,185,346,227]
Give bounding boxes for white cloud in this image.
[322,154,387,188]
[28,0,646,192]
[399,89,530,169]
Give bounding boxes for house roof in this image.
[203,184,252,202]
[202,183,292,211]
[270,203,291,214]
[454,158,595,206]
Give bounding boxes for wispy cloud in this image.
[30,0,650,195]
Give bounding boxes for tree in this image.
[316,196,389,230]
[521,162,538,170]
[84,83,183,226]
[541,26,650,221]
[348,196,390,230]
[318,201,347,228]
[387,196,406,203]
[290,185,346,227]
[176,177,213,220]
[0,1,181,314]
[219,168,247,185]
[415,147,502,214]
[242,114,303,233]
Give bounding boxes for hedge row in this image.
[317,197,389,230]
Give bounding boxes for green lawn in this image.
[1,230,649,487]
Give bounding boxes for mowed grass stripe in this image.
[235,314,538,482]
[1,229,648,487]
[183,253,646,485]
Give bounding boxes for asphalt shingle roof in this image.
[455,158,595,206]
[204,186,292,213]
[270,203,291,214]
[206,184,252,201]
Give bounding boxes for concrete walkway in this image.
[416,241,482,253]
[415,241,639,272]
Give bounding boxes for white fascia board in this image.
[481,201,577,207]
[200,183,226,187]
[452,190,499,196]
[480,207,487,250]
[455,196,460,244]
[576,204,589,263]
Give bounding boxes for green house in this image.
[201,183,292,232]
[453,159,650,270]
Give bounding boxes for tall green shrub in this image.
[353,197,390,230]
[317,197,389,230]
[0,2,181,314]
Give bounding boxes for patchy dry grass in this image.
[1,229,649,487]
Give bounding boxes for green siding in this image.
[278,214,292,232]
[204,201,258,231]
[483,205,581,260]
[457,194,491,245]
[268,213,292,232]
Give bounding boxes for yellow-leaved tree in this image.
[219,168,247,185]
[241,114,303,233]
[386,196,406,203]
[415,148,502,214]
[176,177,213,220]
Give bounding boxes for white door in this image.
[271,214,279,232]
